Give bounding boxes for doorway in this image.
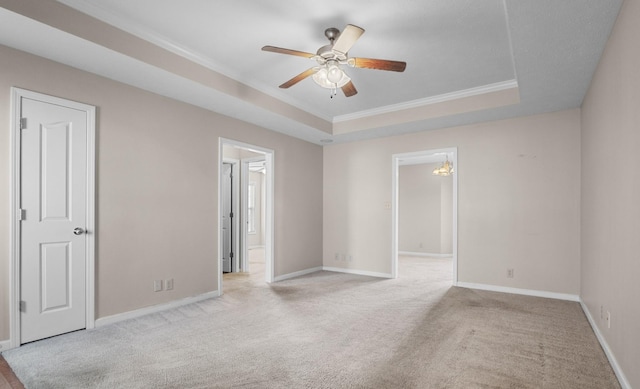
[391,148,458,284]
[9,88,96,348]
[218,138,274,294]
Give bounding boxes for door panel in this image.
[41,122,72,220]
[20,97,87,343]
[41,242,71,312]
[222,163,233,273]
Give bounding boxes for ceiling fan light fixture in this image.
[327,63,343,83]
[312,64,350,89]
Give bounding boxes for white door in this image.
[20,97,88,343]
[221,163,233,273]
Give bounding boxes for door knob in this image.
[73,227,85,235]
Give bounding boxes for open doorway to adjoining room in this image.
[392,148,458,284]
[219,138,274,294]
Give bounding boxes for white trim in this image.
[9,88,96,348]
[241,159,249,272]
[334,80,518,123]
[398,251,453,258]
[456,282,580,302]
[392,148,458,284]
[95,291,219,328]
[9,88,20,349]
[323,266,393,279]
[274,267,323,282]
[580,300,631,389]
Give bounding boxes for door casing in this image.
[9,88,96,349]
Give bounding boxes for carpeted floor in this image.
[2,255,620,388]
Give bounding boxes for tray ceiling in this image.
[0,0,623,144]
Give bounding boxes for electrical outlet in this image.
[154,280,163,292]
[165,278,174,291]
[341,254,346,261]
[507,268,514,278]
[606,311,611,329]
[335,253,340,261]
[348,255,353,262]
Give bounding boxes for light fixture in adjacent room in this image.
[433,158,454,176]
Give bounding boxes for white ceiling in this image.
[0,0,623,145]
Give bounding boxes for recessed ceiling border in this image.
[333,80,518,123]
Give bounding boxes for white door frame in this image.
[9,88,96,349]
[391,148,458,283]
[218,138,274,294]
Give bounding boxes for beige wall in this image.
[324,109,581,293]
[581,0,640,386]
[398,163,451,254]
[0,44,323,342]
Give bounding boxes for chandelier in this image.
[433,158,454,176]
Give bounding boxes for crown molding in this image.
[333,80,519,123]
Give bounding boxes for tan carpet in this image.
[2,256,620,388]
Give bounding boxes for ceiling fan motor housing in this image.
[324,27,340,42]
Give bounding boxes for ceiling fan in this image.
[262,24,407,98]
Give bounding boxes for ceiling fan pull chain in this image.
[330,85,338,98]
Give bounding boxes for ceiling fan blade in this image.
[341,81,358,97]
[351,57,407,72]
[279,68,318,88]
[262,45,316,58]
[332,24,365,54]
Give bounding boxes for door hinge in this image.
[230,252,234,259]
[20,118,27,130]
[18,208,26,221]
[230,212,234,218]
[20,301,26,313]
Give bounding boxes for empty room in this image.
[0,0,638,388]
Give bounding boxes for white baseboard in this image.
[323,266,393,279]
[580,299,630,389]
[277,265,394,280]
[0,339,12,352]
[95,290,220,328]
[398,251,453,258]
[456,282,580,302]
[274,266,323,282]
